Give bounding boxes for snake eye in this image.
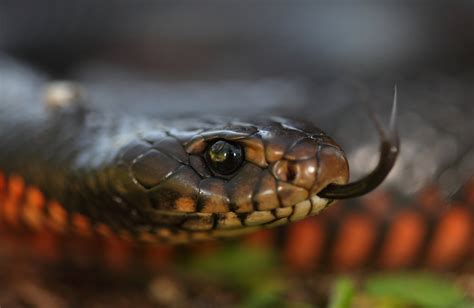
[205,140,243,176]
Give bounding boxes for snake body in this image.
[0,69,356,244]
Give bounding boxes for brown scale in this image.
[254,170,279,211]
[227,163,262,213]
[130,149,181,190]
[198,178,230,213]
[239,136,268,167]
[148,165,201,212]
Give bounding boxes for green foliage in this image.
[185,245,279,287]
[180,245,473,308]
[328,272,471,308]
[328,277,355,308]
[184,245,288,308]
[364,272,467,308]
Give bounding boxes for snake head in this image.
[112,117,354,242]
[183,118,350,214]
[111,92,398,243]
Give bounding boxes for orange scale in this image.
[331,214,377,271]
[46,201,68,233]
[7,175,25,200]
[72,213,93,237]
[96,223,114,237]
[284,217,325,271]
[2,197,21,228]
[25,186,46,209]
[377,210,426,269]
[426,205,472,269]
[22,186,47,230]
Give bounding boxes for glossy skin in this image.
[4,60,474,273]
[0,82,352,243]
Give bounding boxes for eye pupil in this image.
[209,144,228,162]
[206,140,243,176]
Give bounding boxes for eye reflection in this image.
[205,140,243,176]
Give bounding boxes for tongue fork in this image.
[318,86,400,200]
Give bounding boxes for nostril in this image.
[271,160,299,183]
[287,162,297,182]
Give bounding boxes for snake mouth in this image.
[147,194,332,244]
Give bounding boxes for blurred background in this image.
[2,2,474,76]
[1,2,474,307]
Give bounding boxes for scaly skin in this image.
[5,58,474,273]
[0,77,358,244]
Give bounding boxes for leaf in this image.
[186,245,277,278]
[328,277,355,308]
[365,272,466,307]
[239,291,284,308]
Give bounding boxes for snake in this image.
[0,57,398,246]
[1,57,474,273]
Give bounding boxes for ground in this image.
[1,243,473,308]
